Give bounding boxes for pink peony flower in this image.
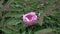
[23,12,37,26]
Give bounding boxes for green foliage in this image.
[6,18,22,25]
[35,28,55,34]
[5,12,23,18]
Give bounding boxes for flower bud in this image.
[23,12,37,26]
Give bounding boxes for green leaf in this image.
[6,18,22,25]
[15,22,26,30]
[0,18,3,27]
[2,28,12,34]
[3,28,20,34]
[35,28,55,34]
[0,9,3,13]
[22,31,26,34]
[5,12,22,18]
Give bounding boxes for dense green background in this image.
[0,0,60,34]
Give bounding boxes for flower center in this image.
[26,14,33,20]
